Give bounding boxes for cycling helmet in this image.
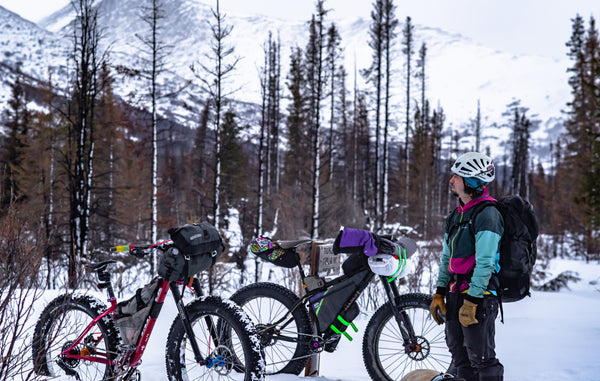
[451,152,495,183]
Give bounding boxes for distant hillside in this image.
[1,0,572,164]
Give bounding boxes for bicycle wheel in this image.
[32,294,120,380]
[363,293,451,381]
[165,296,264,381]
[230,282,313,375]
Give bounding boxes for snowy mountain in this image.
[1,0,571,164]
[0,5,68,104]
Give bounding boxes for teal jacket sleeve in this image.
[467,230,502,298]
[435,233,452,291]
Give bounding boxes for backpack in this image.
[466,195,539,303]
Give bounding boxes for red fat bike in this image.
[31,242,264,381]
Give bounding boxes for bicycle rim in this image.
[372,305,451,379]
[245,295,303,373]
[44,307,113,379]
[176,312,249,380]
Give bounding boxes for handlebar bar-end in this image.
[110,245,134,253]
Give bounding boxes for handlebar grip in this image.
[110,245,135,252]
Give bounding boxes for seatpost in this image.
[97,269,117,305]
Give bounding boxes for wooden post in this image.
[305,242,322,377]
[304,241,340,377]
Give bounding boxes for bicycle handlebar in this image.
[109,239,173,257]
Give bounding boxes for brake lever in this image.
[130,247,147,258]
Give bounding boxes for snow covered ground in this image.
[26,258,600,380]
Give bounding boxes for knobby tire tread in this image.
[31,294,120,380]
[165,296,264,381]
[362,293,449,381]
[230,282,313,375]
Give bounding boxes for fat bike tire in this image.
[31,294,120,380]
[230,282,313,375]
[362,293,451,381]
[165,296,265,381]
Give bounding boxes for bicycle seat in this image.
[277,239,312,249]
[91,260,117,272]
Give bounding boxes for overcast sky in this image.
[1,0,598,60]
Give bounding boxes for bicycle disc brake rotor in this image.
[405,335,430,361]
[207,345,234,375]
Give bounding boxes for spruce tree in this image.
[326,23,341,182]
[363,0,384,223]
[137,0,172,257]
[0,77,30,212]
[66,0,106,287]
[284,47,307,186]
[564,15,600,252]
[381,0,398,227]
[220,110,248,205]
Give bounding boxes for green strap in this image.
[330,324,353,341]
[388,246,408,282]
[337,315,358,332]
[314,290,329,316]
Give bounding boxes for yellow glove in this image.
[458,299,479,327]
[429,294,446,325]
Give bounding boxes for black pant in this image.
[445,292,504,381]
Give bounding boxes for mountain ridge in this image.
[1,0,571,165]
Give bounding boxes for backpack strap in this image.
[465,200,497,237]
[467,200,507,323]
[450,200,506,322]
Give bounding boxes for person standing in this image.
[430,152,504,381]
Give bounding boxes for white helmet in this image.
[451,152,495,183]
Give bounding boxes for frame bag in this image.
[309,266,372,343]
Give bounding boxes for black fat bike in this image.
[230,239,451,381]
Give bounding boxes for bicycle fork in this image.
[169,282,211,366]
[381,278,420,353]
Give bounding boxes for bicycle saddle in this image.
[277,239,312,249]
[91,260,117,272]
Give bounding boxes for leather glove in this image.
[429,294,447,325]
[458,299,479,327]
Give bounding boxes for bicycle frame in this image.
[60,265,209,371]
[264,253,421,351]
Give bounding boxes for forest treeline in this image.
[1,0,599,289]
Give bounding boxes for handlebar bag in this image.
[159,222,225,281]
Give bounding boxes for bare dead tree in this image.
[0,210,45,381]
[190,0,240,228]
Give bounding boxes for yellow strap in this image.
[461,289,492,295]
